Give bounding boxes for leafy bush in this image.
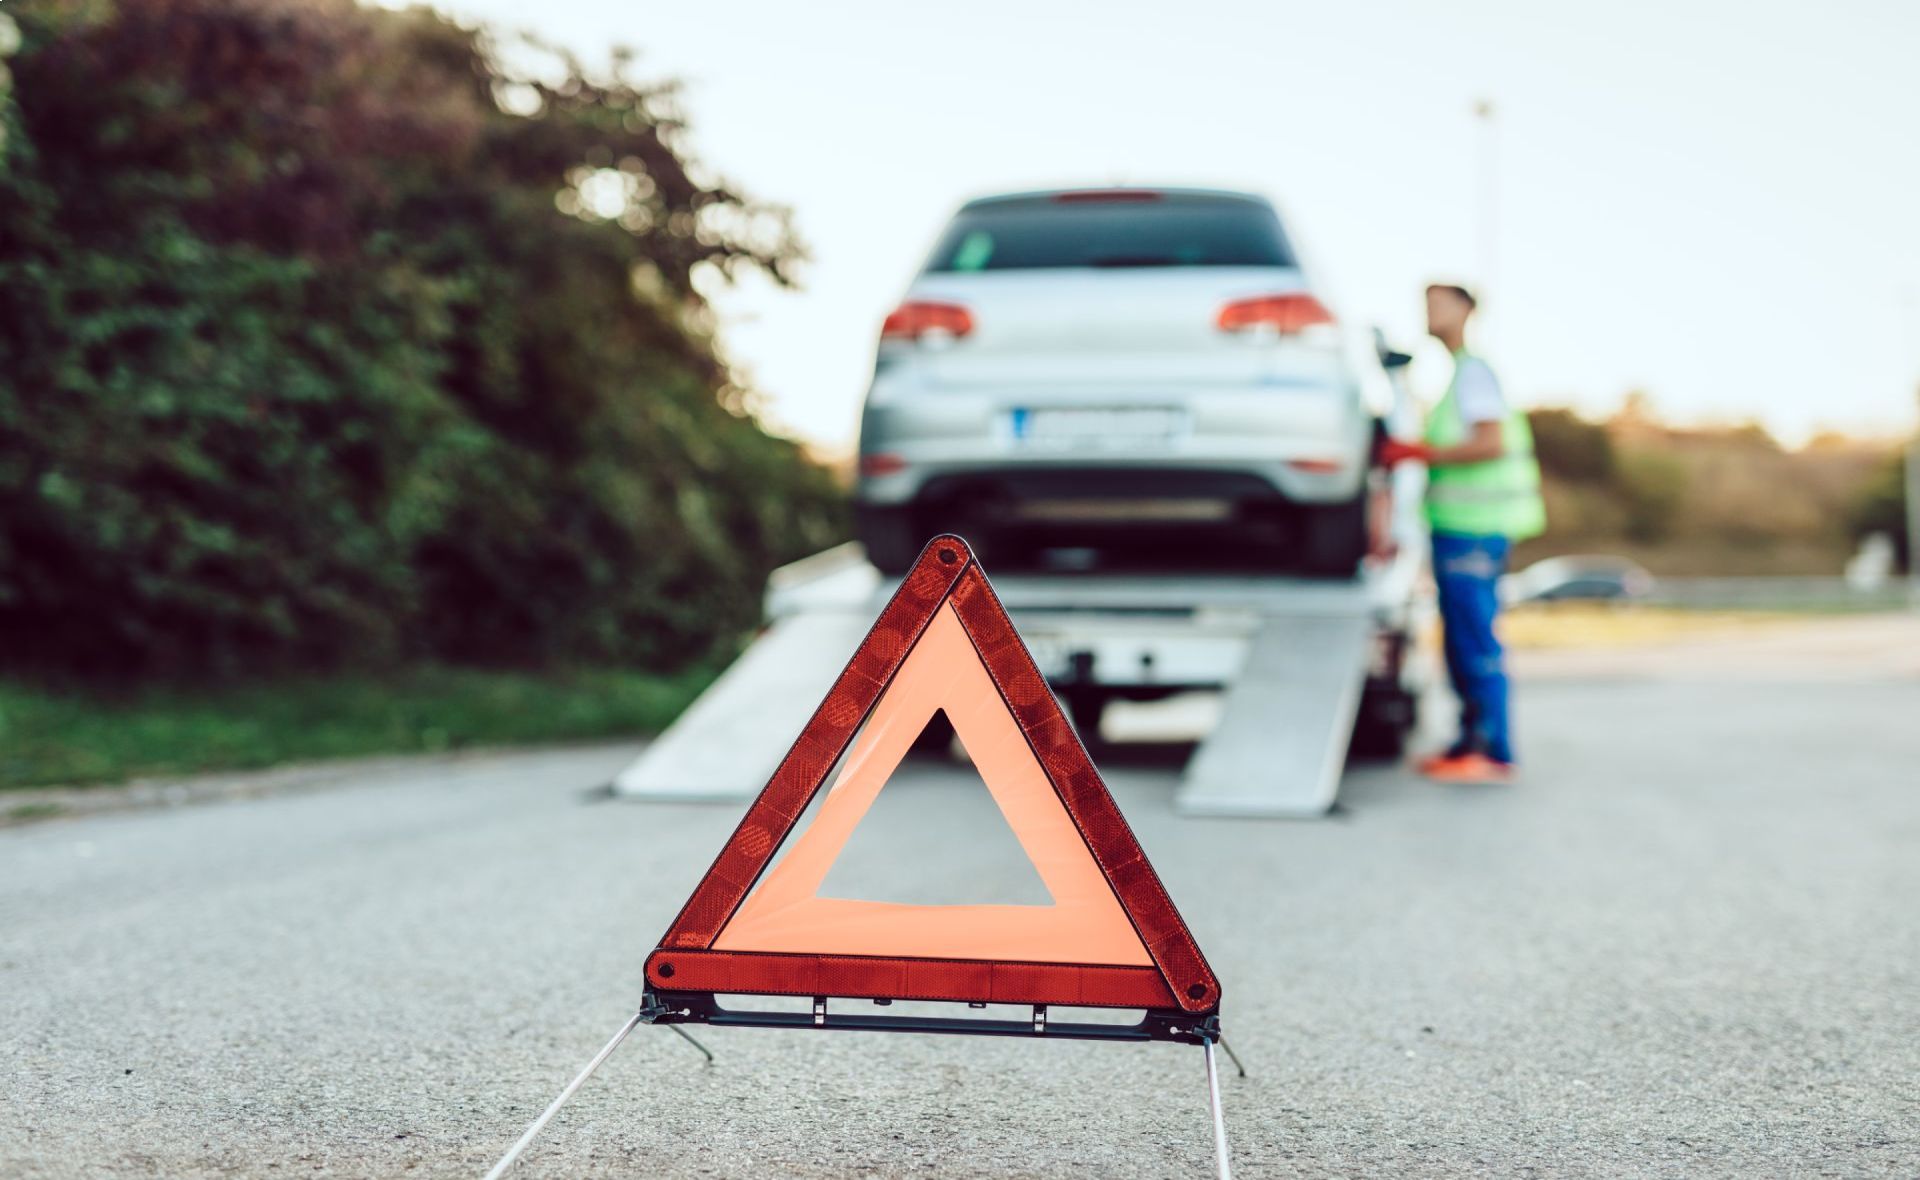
[0,0,845,679]
[1528,408,1615,484]
[1616,451,1687,544]
[1849,448,1912,572]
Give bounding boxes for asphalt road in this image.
[3,617,1917,1178]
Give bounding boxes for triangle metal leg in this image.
[1204,1039,1234,1180]
[1218,1034,1248,1078]
[666,1022,715,1065]
[481,1010,645,1180]
[487,1002,1231,1177]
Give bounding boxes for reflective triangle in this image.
[713,603,1151,965]
[644,535,1220,1015]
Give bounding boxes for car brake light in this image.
[1216,293,1335,334]
[860,452,907,477]
[1053,189,1162,203]
[1286,457,1346,474]
[880,301,973,341]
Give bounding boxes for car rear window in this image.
[925,194,1295,272]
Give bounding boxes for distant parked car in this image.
[1502,555,1655,604]
[853,186,1395,576]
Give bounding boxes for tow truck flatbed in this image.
[612,536,1430,819]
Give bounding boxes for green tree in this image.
[0,0,845,679]
[1617,451,1687,544]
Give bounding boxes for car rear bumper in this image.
[857,376,1370,510]
[860,454,1365,511]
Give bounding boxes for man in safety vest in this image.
[1378,284,1546,784]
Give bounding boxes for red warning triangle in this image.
[644,536,1220,1015]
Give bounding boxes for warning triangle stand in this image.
[483,536,1240,1180]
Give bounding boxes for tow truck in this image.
[612,402,1431,820]
[616,183,1438,816]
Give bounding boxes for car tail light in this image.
[1216,293,1335,334]
[1285,457,1346,474]
[880,301,973,342]
[860,452,907,477]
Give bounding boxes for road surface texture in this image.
[4,616,1917,1178]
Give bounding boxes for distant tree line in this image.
[1524,397,1905,575]
[0,0,846,680]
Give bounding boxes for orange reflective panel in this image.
[711,602,1152,967]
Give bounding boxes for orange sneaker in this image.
[1421,752,1515,785]
[1415,749,1462,775]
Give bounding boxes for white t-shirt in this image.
[1452,356,1507,425]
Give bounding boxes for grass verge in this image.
[1500,603,1805,649]
[0,664,718,791]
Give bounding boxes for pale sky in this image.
[425,0,1920,448]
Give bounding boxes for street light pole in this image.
[1907,388,1920,607]
[1473,98,1498,299]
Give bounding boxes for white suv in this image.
[855,186,1390,575]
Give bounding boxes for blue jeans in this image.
[1432,531,1514,764]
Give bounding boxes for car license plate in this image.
[1008,406,1187,450]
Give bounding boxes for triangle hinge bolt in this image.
[813,997,827,1026]
[1032,1005,1048,1034]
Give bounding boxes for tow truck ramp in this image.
[1173,608,1371,817]
[610,548,881,802]
[609,611,873,802]
[613,543,1420,819]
